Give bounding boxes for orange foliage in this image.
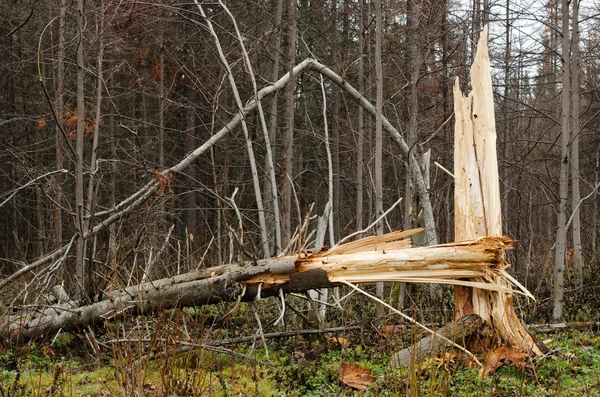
[152,62,164,81]
[154,171,174,200]
[37,118,47,128]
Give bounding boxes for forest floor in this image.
[1,305,600,397]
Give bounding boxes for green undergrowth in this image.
[1,327,599,396]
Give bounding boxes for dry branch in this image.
[1,230,519,343]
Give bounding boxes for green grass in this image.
[1,328,599,396]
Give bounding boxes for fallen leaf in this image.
[432,351,458,369]
[329,337,348,346]
[339,362,375,390]
[479,346,529,376]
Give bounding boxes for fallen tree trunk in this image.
[2,230,520,343]
[389,314,484,368]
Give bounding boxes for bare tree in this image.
[374,0,385,316]
[553,0,570,321]
[356,0,365,235]
[570,0,582,287]
[75,0,86,298]
[54,0,67,252]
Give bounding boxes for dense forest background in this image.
[1,0,599,322]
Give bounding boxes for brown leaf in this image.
[339,362,375,390]
[37,118,47,128]
[329,337,348,346]
[479,346,529,376]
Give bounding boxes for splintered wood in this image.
[244,229,527,296]
[453,26,544,357]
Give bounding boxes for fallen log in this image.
[1,230,522,343]
[389,314,485,368]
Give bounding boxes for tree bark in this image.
[83,11,104,297]
[195,0,270,256]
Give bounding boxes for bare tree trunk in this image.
[83,10,105,297]
[501,0,511,222]
[220,0,281,257]
[374,0,385,316]
[594,152,599,254]
[75,0,86,299]
[108,105,117,271]
[183,80,198,239]
[331,0,341,243]
[570,0,582,287]
[281,0,297,245]
[553,0,570,322]
[356,0,365,236]
[54,0,66,251]
[471,0,481,62]
[158,27,165,169]
[266,0,284,254]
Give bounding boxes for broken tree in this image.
[2,229,525,342]
[2,28,544,369]
[452,26,544,356]
[388,26,547,367]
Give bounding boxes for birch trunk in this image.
[570,0,583,287]
[553,0,570,321]
[266,0,284,254]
